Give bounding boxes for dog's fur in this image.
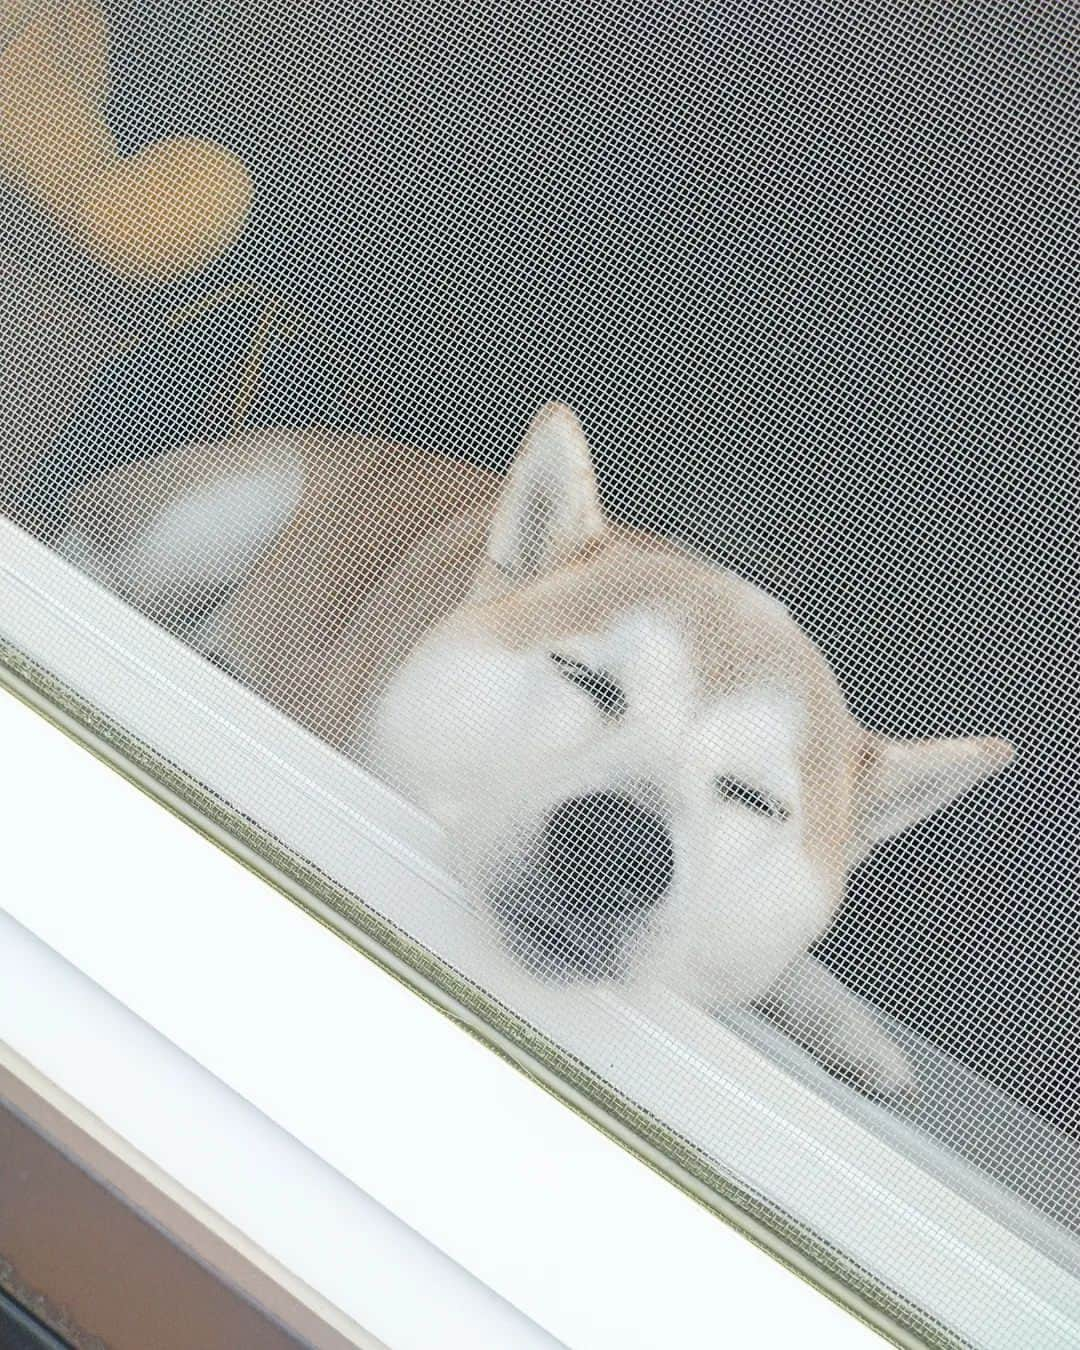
[58,403,1013,1096]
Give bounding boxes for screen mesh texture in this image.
[1,1,1076,1342]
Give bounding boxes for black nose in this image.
[494,791,674,982]
[542,791,675,910]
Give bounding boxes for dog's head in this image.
[371,404,1012,1005]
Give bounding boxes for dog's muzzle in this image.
[493,789,674,981]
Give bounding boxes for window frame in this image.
[2,515,1079,1349]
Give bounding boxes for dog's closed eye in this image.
[714,775,790,822]
[550,653,627,720]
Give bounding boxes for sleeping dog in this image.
[58,403,1013,1095]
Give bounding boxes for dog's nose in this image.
[541,791,675,911]
[493,790,675,981]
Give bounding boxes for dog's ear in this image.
[850,733,1014,861]
[486,402,606,584]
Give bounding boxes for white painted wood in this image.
[3,514,1077,1347]
[0,687,881,1349]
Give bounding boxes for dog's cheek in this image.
[367,638,543,801]
[724,849,837,1000]
[367,648,481,801]
[637,835,835,1007]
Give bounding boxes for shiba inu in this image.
[57,402,1013,1096]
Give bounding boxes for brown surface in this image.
[0,1089,326,1350]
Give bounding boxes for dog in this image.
[56,402,1014,1096]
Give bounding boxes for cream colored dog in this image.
[58,403,1013,1095]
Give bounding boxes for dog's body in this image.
[58,403,1013,1096]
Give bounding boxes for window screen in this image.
[1,2,1076,1344]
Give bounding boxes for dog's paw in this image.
[830,1036,919,1104]
[54,525,115,588]
[760,957,921,1104]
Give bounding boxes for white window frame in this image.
[2,515,1079,1349]
[0,658,876,1350]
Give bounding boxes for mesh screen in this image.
[2,0,1077,1340]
